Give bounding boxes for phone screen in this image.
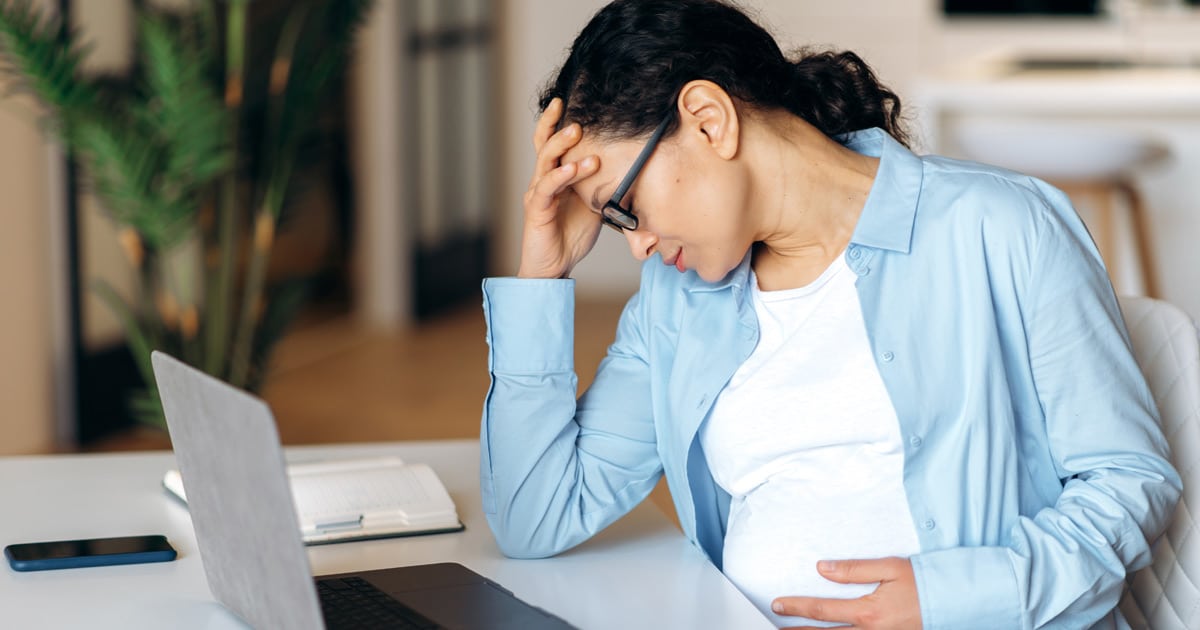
[5,535,174,561]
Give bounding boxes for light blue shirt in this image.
[480,128,1180,629]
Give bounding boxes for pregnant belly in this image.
[721,480,921,627]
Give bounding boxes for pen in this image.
[308,513,363,532]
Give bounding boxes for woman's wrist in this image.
[516,270,562,280]
[517,260,570,279]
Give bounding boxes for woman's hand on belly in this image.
[771,557,921,630]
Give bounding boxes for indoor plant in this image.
[0,0,371,428]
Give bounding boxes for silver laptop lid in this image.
[152,351,324,630]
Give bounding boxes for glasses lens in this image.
[603,203,637,232]
[601,216,625,233]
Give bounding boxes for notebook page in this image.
[290,463,455,527]
[289,456,405,475]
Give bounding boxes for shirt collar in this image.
[685,128,923,294]
[841,127,923,254]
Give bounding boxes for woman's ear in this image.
[676,80,740,161]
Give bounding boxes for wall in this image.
[0,83,55,454]
[0,0,144,454]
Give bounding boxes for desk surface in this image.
[0,440,771,629]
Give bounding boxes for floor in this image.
[88,296,680,527]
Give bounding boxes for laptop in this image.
[151,350,574,630]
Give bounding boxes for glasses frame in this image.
[601,114,673,233]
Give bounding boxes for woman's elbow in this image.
[484,512,579,560]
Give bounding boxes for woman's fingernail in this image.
[772,601,784,614]
[581,156,596,168]
[818,560,837,572]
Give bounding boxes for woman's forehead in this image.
[560,132,633,165]
[561,135,642,204]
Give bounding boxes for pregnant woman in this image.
[479,1,1180,627]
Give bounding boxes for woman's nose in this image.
[624,228,658,262]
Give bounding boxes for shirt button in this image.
[923,519,936,530]
[881,351,894,362]
[861,267,871,276]
[848,247,861,260]
[909,435,922,448]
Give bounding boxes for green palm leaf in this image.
[140,13,230,197]
[0,0,98,135]
[261,0,371,220]
[3,0,374,429]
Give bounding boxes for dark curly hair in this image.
[539,0,910,148]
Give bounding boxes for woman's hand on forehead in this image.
[517,98,606,279]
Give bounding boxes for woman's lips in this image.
[662,250,686,273]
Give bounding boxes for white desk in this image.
[0,440,772,629]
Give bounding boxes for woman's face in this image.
[562,127,755,283]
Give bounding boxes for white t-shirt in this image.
[699,254,922,628]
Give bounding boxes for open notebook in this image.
[163,456,463,544]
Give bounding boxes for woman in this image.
[480,1,1180,628]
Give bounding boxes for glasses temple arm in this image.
[609,115,673,204]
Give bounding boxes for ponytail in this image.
[783,50,909,148]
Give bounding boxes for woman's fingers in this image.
[525,156,599,221]
[533,122,583,184]
[519,99,601,279]
[532,97,563,153]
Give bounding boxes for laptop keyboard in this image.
[317,576,443,630]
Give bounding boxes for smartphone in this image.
[4,535,177,572]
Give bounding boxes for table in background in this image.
[913,53,1200,318]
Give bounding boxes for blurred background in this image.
[2,0,1198,495]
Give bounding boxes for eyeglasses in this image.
[601,114,672,233]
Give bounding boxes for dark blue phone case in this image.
[4,544,177,572]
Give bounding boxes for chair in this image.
[954,119,1167,297]
[1117,295,1200,629]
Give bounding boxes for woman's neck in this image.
[746,112,879,290]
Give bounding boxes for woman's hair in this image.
[539,0,911,148]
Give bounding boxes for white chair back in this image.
[1117,296,1200,630]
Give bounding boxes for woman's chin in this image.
[694,258,745,284]
[696,266,724,283]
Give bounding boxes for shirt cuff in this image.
[911,546,1023,630]
[482,277,575,373]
